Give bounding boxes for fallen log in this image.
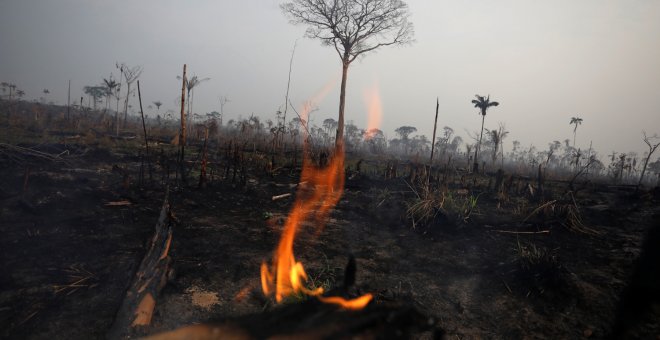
[107,189,174,339]
[144,299,442,339]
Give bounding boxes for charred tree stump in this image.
[108,190,174,339]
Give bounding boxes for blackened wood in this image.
[107,189,174,339]
[145,300,442,340]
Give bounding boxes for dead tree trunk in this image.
[178,64,187,184]
[137,80,152,182]
[108,190,174,339]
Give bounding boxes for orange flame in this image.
[363,82,382,140]
[260,91,372,310]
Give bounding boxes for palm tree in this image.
[471,94,499,172]
[103,77,119,133]
[570,117,583,147]
[177,75,210,117]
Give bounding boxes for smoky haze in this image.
[1,0,659,157]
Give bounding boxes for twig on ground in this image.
[492,230,550,235]
[272,193,292,201]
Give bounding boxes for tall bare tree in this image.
[281,0,414,151]
[486,122,509,167]
[471,94,499,172]
[117,63,143,127]
[638,131,660,187]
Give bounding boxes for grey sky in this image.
[1,0,659,157]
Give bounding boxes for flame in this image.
[260,89,372,310]
[363,82,382,140]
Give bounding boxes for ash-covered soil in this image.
[1,143,659,339]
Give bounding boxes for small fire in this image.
[260,95,372,310]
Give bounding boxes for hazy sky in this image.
[1,0,659,157]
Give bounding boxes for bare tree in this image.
[638,131,660,187]
[218,95,230,126]
[117,63,143,127]
[281,0,414,151]
[486,122,509,168]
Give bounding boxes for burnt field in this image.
[1,104,659,340]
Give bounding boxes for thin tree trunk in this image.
[179,65,187,184]
[473,114,485,173]
[190,89,194,137]
[116,72,122,136]
[123,82,131,127]
[67,80,71,121]
[199,127,209,188]
[282,40,297,146]
[137,80,152,182]
[501,139,505,168]
[429,98,439,164]
[638,142,660,187]
[335,60,349,153]
[429,98,439,184]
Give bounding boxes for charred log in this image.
[144,300,442,340]
[107,189,174,339]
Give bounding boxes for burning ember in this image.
[260,98,373,310]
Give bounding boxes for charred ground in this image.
[0,102,659,339]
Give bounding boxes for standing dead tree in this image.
[638,131,660,187]
[281,0,414,152]
[428,98,439,184]
[117,63,143,127]
[178,65,187,184]
[137,80,152,182]
[177,73,210,140]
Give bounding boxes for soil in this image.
[1,141,659,339]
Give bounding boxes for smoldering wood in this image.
[107,189,174,339]
[143,300,441,340]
